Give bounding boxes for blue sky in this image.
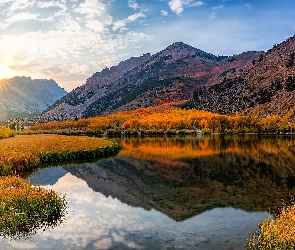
[0,0,294,91]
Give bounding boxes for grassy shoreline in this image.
[247,202,295,249]
[0,133,121,238]
[0,176,67,238]
[0,134,121,176]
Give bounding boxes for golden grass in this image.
[248,202,295,249]
[0,176,66,238]
[0,126,15,139]
[0,134,120,175]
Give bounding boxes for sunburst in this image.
[0,70,10,81]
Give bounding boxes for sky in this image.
[0,0,294,92]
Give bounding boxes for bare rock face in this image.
[0,77,67,122]
[39,42,260,121]
[182,35,295,121]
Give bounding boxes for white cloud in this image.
[37,1,66,9]
[113,12,146,31]
[85,20,104,32]
[161,10,169,16]
[6,12,40,22]
[168,0,203,15]
[6,0,36,15]
[128,0,139,10]
[213,5,223,10]
[74,0,106,18]
[0,12,53,29]
[0,0,13,5]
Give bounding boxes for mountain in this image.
[182,35,295,120]
[0,76,67,122]
[39,42,262,121]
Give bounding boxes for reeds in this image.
[0,134,121,176]
[0,176,66,238]
[247,202,295,249]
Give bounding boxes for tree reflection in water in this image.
[63,135,295,221]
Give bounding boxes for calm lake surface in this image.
[2,134,295,249]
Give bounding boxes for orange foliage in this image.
[29,106,295,134]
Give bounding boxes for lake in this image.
[2,134,295,249]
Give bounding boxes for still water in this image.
[2,134,295,249]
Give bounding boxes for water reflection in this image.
[2,135,295,249]
[13,171,264,250]
[64,135,295,221]
[116,135,295,216]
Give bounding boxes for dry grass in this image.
[0,176,66,238]
[0,134,120,175]
[247,202,295,249]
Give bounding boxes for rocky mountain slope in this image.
[182,35,295,120]
[39,42,262,121]
[0,77,67,122]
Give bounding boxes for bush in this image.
[247,202,295,249]
[0,176,66,238]
[0,127,15,139]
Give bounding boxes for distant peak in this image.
[167,42,194,50]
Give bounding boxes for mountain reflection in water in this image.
[65,134,295,221]
[5,134,295,250]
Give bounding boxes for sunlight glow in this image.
[0,66,13,81]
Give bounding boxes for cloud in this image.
[85,20,105,32]
[74,0,106,19]
[0,6,154,91]
[113,12,146,31]
[0,12,53,29]
[6,12,40,22]
[212,5,223,10]
[209,5,223,19]
[2,0,36,15]
[168,0,203,15]
[128,0,139,10]
[209,12,216,19]
[161,10,169,16]
[37,1,66,9]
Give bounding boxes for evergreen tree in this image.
[257,88,272,104]
[285,75,295,91]
[286,52,294,68]
[271,78,282,91]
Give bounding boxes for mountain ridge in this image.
[182,35,295,120]
[0,76,67,122]
[38,41,262,121]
